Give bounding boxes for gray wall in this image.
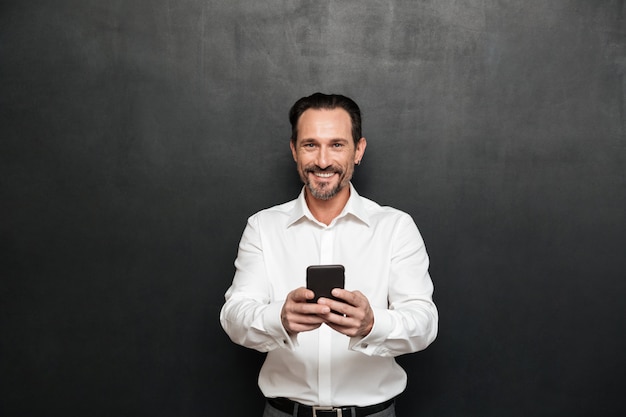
[1,1,625,416]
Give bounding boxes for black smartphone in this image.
[306,264,345,304]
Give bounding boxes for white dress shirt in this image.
[220,184,438,407]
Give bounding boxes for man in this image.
[220,93,438,417]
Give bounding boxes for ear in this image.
[290,140,298,162]
[355,137,367,164]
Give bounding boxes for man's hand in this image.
[317,289,374,338]
[281,287,331,335]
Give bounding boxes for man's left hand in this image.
[317,288,374,338]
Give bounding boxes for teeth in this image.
[315,172,334,178]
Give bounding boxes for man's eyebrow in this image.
[298,137,350,143]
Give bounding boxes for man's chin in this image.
[307,183,342,201]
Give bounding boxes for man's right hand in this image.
[281,287,330,335]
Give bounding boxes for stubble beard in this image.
[302,164,352,201]
[307,181,342,201]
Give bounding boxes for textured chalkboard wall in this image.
[1,1,625,416]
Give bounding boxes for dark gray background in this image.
[1,1,625,416]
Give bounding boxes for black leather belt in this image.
[267,397,394,417]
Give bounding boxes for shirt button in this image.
[361,343,368,349]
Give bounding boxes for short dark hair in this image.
[289,93,362,145]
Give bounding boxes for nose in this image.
[315,146,331,169]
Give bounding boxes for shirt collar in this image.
[287,183,371,228]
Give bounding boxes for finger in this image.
[330,288,360,306]
[323,316,362,338]
[282,306,328,334]
[291,313,327,325]
[288,296,331,316]
[300,303,332,316]
[317,298,352,316]
[289,287,315,302]
[324,309,373,338]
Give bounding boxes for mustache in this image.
[304,165,344,175]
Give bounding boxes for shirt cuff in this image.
[261,301,298,350]
[348,307,392,356]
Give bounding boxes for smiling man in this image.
[220,93,438,417]
[292,105,364,200]
[290,101,366,225]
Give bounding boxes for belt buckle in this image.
[312,405,342,417]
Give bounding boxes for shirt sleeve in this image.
[349,213,438,357]
[219,215,297,352]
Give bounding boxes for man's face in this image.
[290,108,366,201]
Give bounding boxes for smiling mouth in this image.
[314,172,335,178]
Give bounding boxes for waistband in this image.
[267,397,395,417]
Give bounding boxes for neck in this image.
[305,185,351,226]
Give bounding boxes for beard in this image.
[301,164,352,201]
[306,180,342,200]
